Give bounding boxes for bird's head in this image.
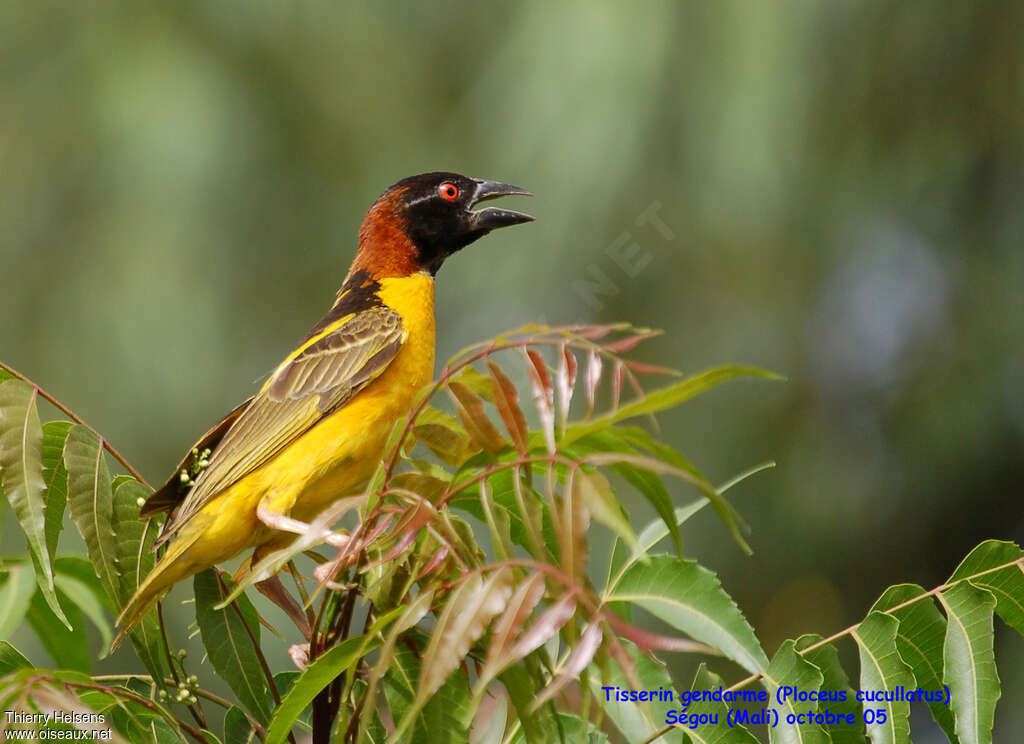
[352,172,533,278]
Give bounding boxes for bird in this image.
[115,172,533,640]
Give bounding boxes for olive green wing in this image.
[141,395,255,518]
[154,305,405,545]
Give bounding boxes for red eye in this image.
[438,182,459,201]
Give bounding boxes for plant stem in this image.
[0,360,152,488]
[638,554,1024,744]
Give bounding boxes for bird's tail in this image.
[111,527,204,651]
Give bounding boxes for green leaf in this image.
[269,672,306,729]
[0,640,32,674]
[452,366,495,402]
[450,465,555,557]
[763,640,829,744]
[414,423,473,467]
[606,555,768,674]
[562,365,781,446]
[679,664,761,744]
[194,570,272,724]
[590,641,677,743]
[603,457,775,595]
[851,611,913,744]
[151,716,189,744]
[870,584,956,741]
[40,421,72,568]
[497,664,557,744]
[0,564,35,640]
[384,642,474,744]
[63,425,120,608]
[939,581,1000,744]
[607,501,707,600]
[265,634,369,744]
[509,713,609,744]
[109,698,180,744]
[572,469,639,554]
[26,584,90,673]
[572,429,680,557]
[0,380,70,629]
[224,707,258,744]
[417,665,476,744]
[949,539,1024,637]
[615,426,752,555]
[112,477,165,678]
[55,556,115,612]
[53,572,112,651]
[793,635,866,744]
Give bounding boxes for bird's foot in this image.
[256,505,350,549]
[313,560,348,590]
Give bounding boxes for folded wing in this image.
[151,305,405,546]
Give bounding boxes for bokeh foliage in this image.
[2,0,1023,736]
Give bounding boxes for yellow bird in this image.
[116,173,532,638]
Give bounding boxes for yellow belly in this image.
[146,272,436,583]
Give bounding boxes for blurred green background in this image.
[3,1,1023,739]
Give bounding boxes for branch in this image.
[0,360,152,489]
[639,554,1024,744]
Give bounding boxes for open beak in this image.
[469,179,534,230]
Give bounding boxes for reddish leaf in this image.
[524,350,555,452]
[625,373,660,434]
[574,324,623,340]
[530,621,603,710]
[604,330,660,353]
[417,569,514,699]
[625,360,679,376]
[584,349,602,418]
[351,513,395,560]
[448,380,506,454]
[382,500,437,561]
[556,345,578,430]
[416,545,450,580]
[611,360,625,411]
[391,499,437,534]
[487,361,529,453]
[487,574,546,663]
[504,594,576,665]
[603,610,715,653]
[381,526,420,563]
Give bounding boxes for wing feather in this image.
[155,306,405,545]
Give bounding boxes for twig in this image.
[0,360,152,488]
[29,674,209,744]
[638,555,1024,744]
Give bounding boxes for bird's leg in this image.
[255,503,350,549]
[255,574,312,639]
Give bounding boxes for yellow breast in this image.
[123,272,437,611]
[248,271,436,521]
